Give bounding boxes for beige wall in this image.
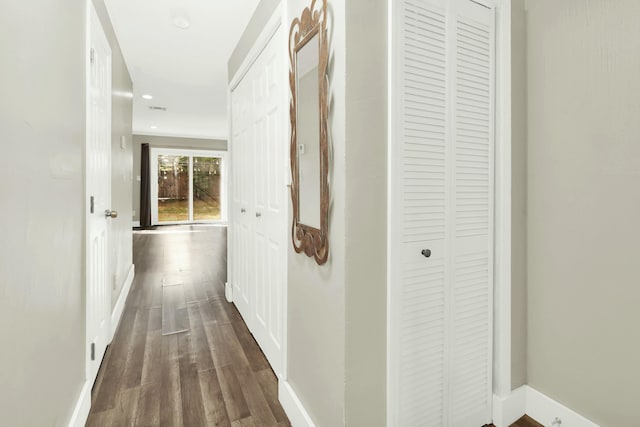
[511,0,528,390]
[228,0,280,82]
[286,0,347,425]
[343,0,387,425]
[93,0,134,308]
[0,0,86,424]
[131,134,226,222]
[526,0,640,424]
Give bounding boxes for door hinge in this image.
[90,47,95,64]
[90,196,95,214]
[91,342,95,361]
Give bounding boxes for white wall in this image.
[0,0,86,424]
[526,0,640,424]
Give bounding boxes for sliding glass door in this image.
[150,149,226,224]
[193,156,222,221]
[157,154,190,222]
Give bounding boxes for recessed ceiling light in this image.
[150,125,158,129]
[173,15,191,29]
[142,94,153,100]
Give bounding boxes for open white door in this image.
[86,4,113,385]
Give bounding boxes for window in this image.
[150,148,227,224]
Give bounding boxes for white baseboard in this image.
[278,381,316,427]
[493,386,527,427]
[67,380,91,427]
[526,386,600,427]
[110,264,135,342]
[132,220,140,228]
[493,386,600,427]
[225,282,233,302]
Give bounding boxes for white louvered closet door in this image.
[389,0,495,426]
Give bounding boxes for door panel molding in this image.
[86,2,113,389]
[229,14,288,378]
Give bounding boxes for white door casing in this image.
[388,0,495,425]
[86,4,112,385]
[229,24,287,376]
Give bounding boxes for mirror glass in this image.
[296,33,321,229]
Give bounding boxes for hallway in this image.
[87,225,290,426]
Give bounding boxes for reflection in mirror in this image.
[289,0,328,265]
[296,33,321,229]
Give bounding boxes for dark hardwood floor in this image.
[87,225,543,427]
[87,225,290,426]
[511,415,544,427]
[489,415,544,427]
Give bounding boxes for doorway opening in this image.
[150,148,227,225]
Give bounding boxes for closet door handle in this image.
[241,208,246,213]
[256,212,262,218]
[421,249,431,258]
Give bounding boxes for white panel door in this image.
[250,30,286,374]
[389,0,494,425]
[229,26,287,376]
[86,5,112,384]
[231,72,255,330]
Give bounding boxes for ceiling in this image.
[104,0,260,140]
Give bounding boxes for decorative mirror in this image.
[289,0,329,265]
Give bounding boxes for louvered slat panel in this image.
[451,3,494,425]
[399,260,446,427]
[455,13,491,239]
[402,0,447,244]
[451,253,490,422]
[398,1,448,426]
[392,1,494,426]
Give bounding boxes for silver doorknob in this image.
[256,212,262,218]
[241,208,246,213]
[105,209,118,219]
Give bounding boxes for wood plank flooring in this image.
[87,225,290,426]
[510,415,544,427]
[489,415,545,427]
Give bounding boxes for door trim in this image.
[493,0,513,399]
